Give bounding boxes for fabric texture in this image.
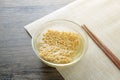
[24,0,120,80]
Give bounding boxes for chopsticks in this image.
[81,25,120,70]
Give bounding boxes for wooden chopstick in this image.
[82,25,120,70]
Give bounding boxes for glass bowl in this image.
[32,19,88,68]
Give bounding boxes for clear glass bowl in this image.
[32,19,88,67]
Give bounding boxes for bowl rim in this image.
[32,19,88,67]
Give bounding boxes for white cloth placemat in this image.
[24,0,120,80]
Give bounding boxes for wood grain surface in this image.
[0,0,74,80]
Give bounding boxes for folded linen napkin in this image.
[24,0,120,80]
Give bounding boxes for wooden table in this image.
[0,0,74,80]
